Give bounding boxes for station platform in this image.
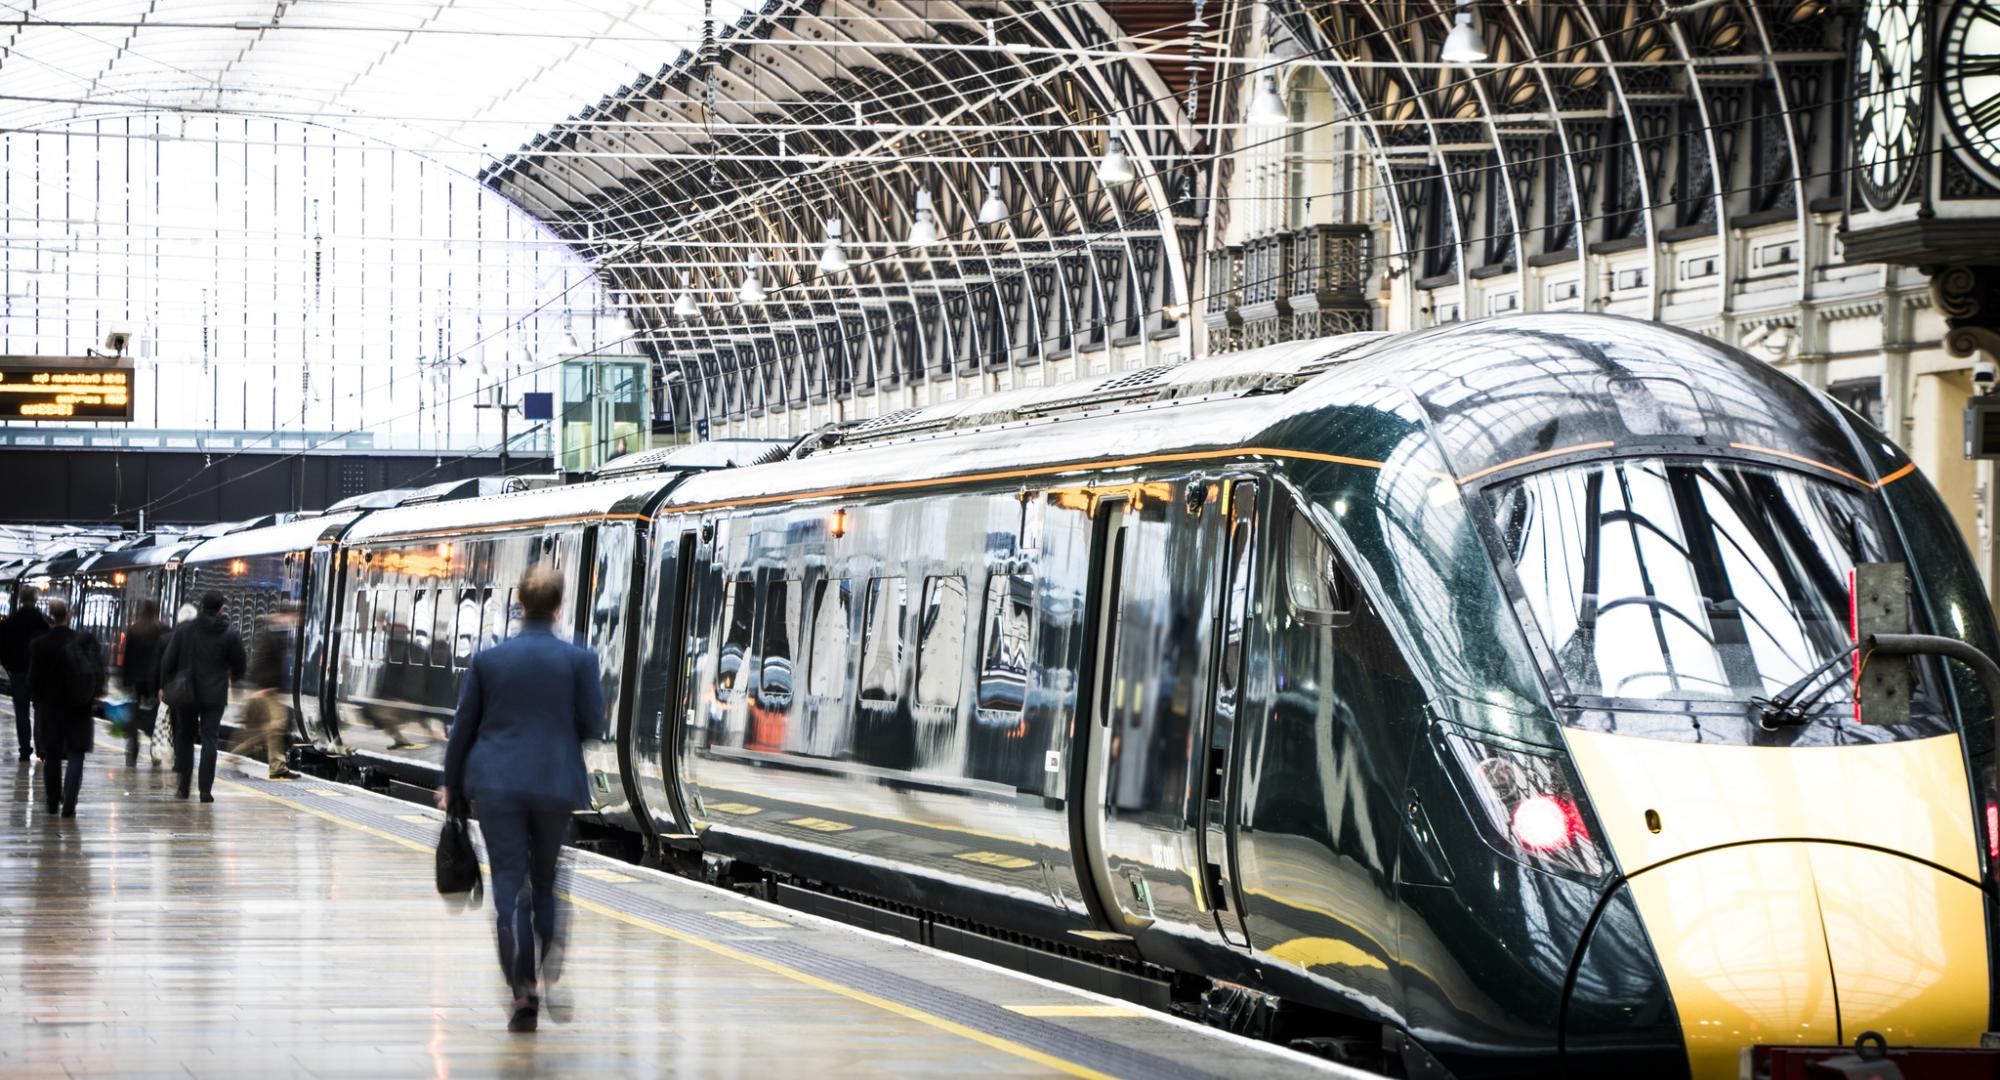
[0,713,1346,1079]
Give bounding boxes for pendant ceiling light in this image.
[672,275,699,318]
[1097,136,1135,185]
[1246,73,1288,126]
[738,253,768,305]
[907,187,940,247]
[1441,0,1490,63]
[818,217,850,274]
[977,166,1009,225]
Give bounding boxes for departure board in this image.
[0,358,135,421]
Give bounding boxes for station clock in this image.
[1943,0,2000,188]
[1852,0,1929,209]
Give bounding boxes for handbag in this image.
[435,810,483,908]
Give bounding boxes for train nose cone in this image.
[1619,842,1987,1080]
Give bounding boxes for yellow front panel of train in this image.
[1566,730,1991,1080]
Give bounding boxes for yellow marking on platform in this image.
[706,801,763,815]
[954,851,1036,870]
[709,910,789,929]
[785,816,854,833]
[1004,1004,1148,1019]
[575,866,637,884]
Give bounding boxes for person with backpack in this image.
[160,591,246,803]
[0,586,50,762]
[26,599,103,818]
[119,599,168,767]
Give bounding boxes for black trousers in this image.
[7,671,30,760]
[42,750,83,812]
[474,794,571,997]
[171,704,224,795]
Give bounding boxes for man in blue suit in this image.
[439,564,602,1033]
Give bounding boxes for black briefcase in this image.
[435,812,483,908]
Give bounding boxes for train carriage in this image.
[73,533,198,670]
[211,314,1999,1077]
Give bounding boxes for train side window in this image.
[806,578,853,699]
[480,587,502,650]
[505,588,521,639]
[759,578,799,705]
[1285,504,1357,625]
[389,588,412,664]
[1219,485,1259,701]
[453,587,479,666]
[859,576,907,704]
[432,585,455,667]
[716,577,754,703]
[411,588,433,660]
[915,575,968,709]
[977,573,1034,715]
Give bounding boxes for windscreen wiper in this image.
[1751,643,1860,728]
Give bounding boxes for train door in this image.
[298,541,339,745]
[1072,496,1155,933]
[628,528,699,845]
[1200,480,1257,947]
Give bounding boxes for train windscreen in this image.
[1488,458,1894,711]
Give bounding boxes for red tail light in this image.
[1986,802,1998,862]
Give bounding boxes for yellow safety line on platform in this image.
[111,741,1113,1080]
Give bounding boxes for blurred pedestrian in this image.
[27,599,102,818]
[119,599,167,767]
[0,586,49,762]
[235,601,300,780]
[160,591,246,803]
[438,565,601,1033]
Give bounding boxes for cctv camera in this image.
[102,323,133,355]
[1975,360,1997,388]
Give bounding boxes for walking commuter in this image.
[119,600,168,767]
[159,591,246,803]
[235,601,300,779]
[0,587,50,762]
[438,565,602,1034]
[27,599,103,818]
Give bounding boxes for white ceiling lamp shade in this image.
[818,217,850,274]
[1441,0,1491,64]
[1246,74,1289,126]
[738,253,768,305]
[672,275,699,318]
[1097,135,1135,185]
[977,166,1010,225]
[907,187,940,248]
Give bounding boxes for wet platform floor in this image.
[0,715,1342,1079]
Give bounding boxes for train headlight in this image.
[1441,730,1606,879]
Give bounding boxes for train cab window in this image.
[453,588,479,667]
[806,578,853,699]
[977,574,1034,715]
[859,576,907,704]
[759,578,799,705]
[915,575,968,709]
[716,577,755,703]
[1285,505,1357,624]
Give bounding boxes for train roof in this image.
[659,314,1877,513]
[341,473,674,544]
[594,438,792,478]
[180,512,362,565]
[78,532,200,576]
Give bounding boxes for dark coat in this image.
[120,618,167,694]
[443,622,603,809]
[0,605,49,675]
[160,614,246,709]
[28,625,98,756]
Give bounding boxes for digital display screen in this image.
[0,360,134,421]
